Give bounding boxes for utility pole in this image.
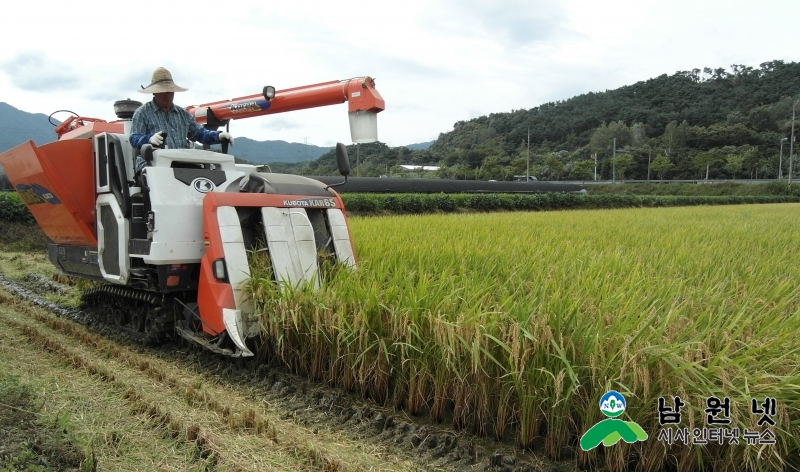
[526,127,530,182]
[612,138,616,184]
[790,99,796,188]
[356,143,360,177]
[593,153,597,181]
[779,137,787,180]
[647,146,652,181]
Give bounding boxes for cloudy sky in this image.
[2,0,798,148]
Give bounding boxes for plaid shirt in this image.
[130,99,220,171]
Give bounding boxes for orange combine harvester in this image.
[0,77,384,356]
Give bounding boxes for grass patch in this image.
[0,372,88,471]
[0,222,50,253]
[0,308,221,472]
[0,250,83,307]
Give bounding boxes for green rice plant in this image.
[245,204,800,472]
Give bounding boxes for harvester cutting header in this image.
[0,68,385,357]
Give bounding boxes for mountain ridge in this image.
[0,102,432,161]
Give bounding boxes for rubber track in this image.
[79,285,175,345]
[0,273,169,346]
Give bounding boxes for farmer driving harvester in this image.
[129,67,234,173]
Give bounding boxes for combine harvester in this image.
[0,77,383,357]
[0,75,584,358]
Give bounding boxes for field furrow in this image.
[0,286,424,471]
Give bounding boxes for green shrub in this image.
[466,194,499,210]
[429,193,456,212]
[341,194,379,212]
[380,195,402,212]
[396,194,426,213]
[0,192,33,223]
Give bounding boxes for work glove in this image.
[219,131,234,146]
[149,131,165,147]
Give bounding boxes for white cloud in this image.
[1,0,798,148]
[259,118,301,131]
[436,0,570,46]
[1,52,80,92]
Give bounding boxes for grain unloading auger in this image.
[0,77,384,357]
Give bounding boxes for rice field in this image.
[246,203,800,471]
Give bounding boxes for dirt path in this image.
[0,261,570,472]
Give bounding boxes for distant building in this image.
[400,165,440,171]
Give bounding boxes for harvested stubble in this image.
[246,203,800,472]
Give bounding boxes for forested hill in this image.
[433,61,800,155]
[305,60,800,181]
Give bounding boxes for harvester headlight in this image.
[213,259,227,281]
[263,86,275,101]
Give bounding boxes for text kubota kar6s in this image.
[0,77,384,357]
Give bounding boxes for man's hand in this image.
[219,132,234,146]
[149,131,165,147]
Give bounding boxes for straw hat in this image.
[138,67,188,93]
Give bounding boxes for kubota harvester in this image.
[0,77,384,357]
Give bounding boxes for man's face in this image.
[153,92,174,109]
